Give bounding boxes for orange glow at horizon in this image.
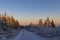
[53,18,60,25]
[19,19,38,25]
[17,18,60,25]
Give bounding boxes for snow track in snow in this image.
[14,29,60,40]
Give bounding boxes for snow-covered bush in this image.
[53,27,60,36]
[36,26,60,38]
[40,27,54,37]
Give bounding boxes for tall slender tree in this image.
[39,19,43,27]
[51,20,55,28]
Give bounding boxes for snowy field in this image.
[14,27,60,40]
[0,26,60,40]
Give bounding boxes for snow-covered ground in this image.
[14,29,60,40]
[0,26,60,40]
[0,28,20,40]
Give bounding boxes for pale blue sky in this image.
[0,0,60,25]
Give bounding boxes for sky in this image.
[0,0,60,25]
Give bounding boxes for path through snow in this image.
[14,29,60,40]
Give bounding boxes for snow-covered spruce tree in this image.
[39,19,43,27]
[51,20,55,28]
[1,16,9,31]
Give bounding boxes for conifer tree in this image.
[39,19,43,27]
[47,17,50,25]
[44,20,47,26]
[51,20,55,28]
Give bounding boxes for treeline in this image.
[0,13,20,30]
[39,17,55,28]
[0,13,56,29]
